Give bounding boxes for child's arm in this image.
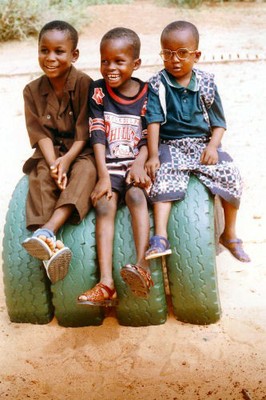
[200,127,225,165]
[51,140,87,190]
[37,137,67,190]
[37,137,57,167]
[126,145,151,188]
[90,143,112,207]
[145,122,161,181]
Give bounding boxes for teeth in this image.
[107,75,119,81]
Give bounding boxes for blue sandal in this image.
[22,228,56,260]
[145,235,172,260]
[219,235,251,263]
[43,247,72,284]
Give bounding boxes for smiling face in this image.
[38,29,79,82]
[161,28,201,84]
[100,38,141,95]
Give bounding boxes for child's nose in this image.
[46,51,56,61]
[172,51,180,61]
[107,61,116,70]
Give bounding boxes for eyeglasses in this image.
[159,48,197,62]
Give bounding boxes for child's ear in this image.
[194,50,201,64]
[72,48,79,63]
[133,58,141,70]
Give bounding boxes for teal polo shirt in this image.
[146,69,227,140]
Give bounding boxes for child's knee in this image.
[95,198,115,217]
[126,187,146,207]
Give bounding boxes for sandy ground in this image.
[0,1,266,399]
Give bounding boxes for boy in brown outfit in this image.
[22,20,96,283]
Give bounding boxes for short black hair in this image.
[38,20,78,49]
[161,21,199,48]
[100,27,141,59]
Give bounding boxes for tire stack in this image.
[2,175,221,327]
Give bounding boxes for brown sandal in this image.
[120,264,154,298]
[219,236,251,263]
[77,283,118,307]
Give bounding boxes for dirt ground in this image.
[0,1,266,399]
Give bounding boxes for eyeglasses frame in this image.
[159,47,198,62]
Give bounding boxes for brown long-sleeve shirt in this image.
[23,66,93,173]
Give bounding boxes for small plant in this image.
[0,0,131,42]
[0,0,43,41]
[162,0,203,8]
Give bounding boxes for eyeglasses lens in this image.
[160,49,190,61]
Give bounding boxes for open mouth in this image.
[45,65,58,70]
[107,74,120,82]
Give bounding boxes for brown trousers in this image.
[26,155,96,230]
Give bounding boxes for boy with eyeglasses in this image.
[144,20,250,263]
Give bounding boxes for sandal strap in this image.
[33,228,56,241]
[226,238,243,245]
[220,236,243,246]
[147,235,170,253]
[80,283,116,302]
[96,283,116,298]
[128,264,154,288]
[149,235,170,251]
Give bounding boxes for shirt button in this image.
[69,111,73,115]
[47,114,51,119]
[184,89,187,93]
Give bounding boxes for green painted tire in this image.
[113,206,168,327]
[166,175,221,325]
[2,176,53,324]
[53,206,168,327]
[51,210,104,327]
[2,176,167,327]
[2,175,220,327]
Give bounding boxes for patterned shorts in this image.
[150,137,243,209]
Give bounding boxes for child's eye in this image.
[101,60,109,66]
[56,49,65,55]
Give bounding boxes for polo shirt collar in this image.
[162,69,198,92]
[40,65,78,95]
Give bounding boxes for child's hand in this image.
[51,155,71,190]
[145,156,160,181]
[50,165,58,180]
[126,164,151,188]
[49,164,66,189]
[200,145,218,165]
[91,177,113,207]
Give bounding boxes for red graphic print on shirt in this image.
[92,87,105,105]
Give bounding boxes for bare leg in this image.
[42,204,75,234]
[143,201,172,260]
[95,194,118,290]
[78,194,118,302]
[37,205,75,252]
[153,201,172,238]
[126,187,150,268]
[220,199,250,262]
[221,199,237,240]
[120,187,153,297]
[77,194,119,304]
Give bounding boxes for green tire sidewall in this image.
[2,176,53,324]
[167,175,221,324]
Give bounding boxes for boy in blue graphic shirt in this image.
[78,28,153,306]
[145,21,250,263]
